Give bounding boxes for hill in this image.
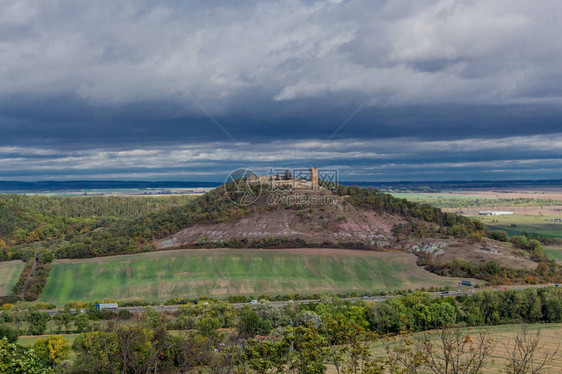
[155,185,542,273]
[0,183,560,302]
[56,183,559,286]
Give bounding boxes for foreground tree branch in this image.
[503,326,560,374]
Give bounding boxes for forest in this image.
[0,194,196,261]
[0,287,561,373]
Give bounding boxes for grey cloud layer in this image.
[1,134,560,181]
[2,0,561,106]
[0,0,561,180]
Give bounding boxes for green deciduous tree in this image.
[241,339,289,373]
[284,326,327,374]
[53,308,73,334]
[0,325,18,343]
[239,306,273,338]
[0,337,54,374]
[367,298,408,333]
[72,331,120,374]
[27,311,50,335]
[74,313,91,333]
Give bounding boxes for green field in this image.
[544,247,562,263]
[39,248,463,305]
[473,214,562,238]
[0,261,24,296]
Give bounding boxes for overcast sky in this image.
[1,0,561,181]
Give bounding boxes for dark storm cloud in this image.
[0,0,561,180]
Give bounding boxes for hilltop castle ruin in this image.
[247,167,320,190]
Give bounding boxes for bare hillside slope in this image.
[157,191,537,271]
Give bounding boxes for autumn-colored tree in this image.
[32,336,70,366]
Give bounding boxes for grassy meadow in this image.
[39,248,462,305]
[0,261,24,296]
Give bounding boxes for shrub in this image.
[0,325,18,343]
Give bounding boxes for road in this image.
[40,292,457,316]
[6,283,554,317]
[41,284,557,316]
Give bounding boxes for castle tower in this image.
[310,167,319,190]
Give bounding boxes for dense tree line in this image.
[7,252,55,302]
[1,287,561,373]
[21,253,54,301]
[3,288,559,338]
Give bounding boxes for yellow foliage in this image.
[47,337,65,361]
[1,303,14,310]
[33,335,69,365]
[26,231,40,242]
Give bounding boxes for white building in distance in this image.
[478,211,514,216]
